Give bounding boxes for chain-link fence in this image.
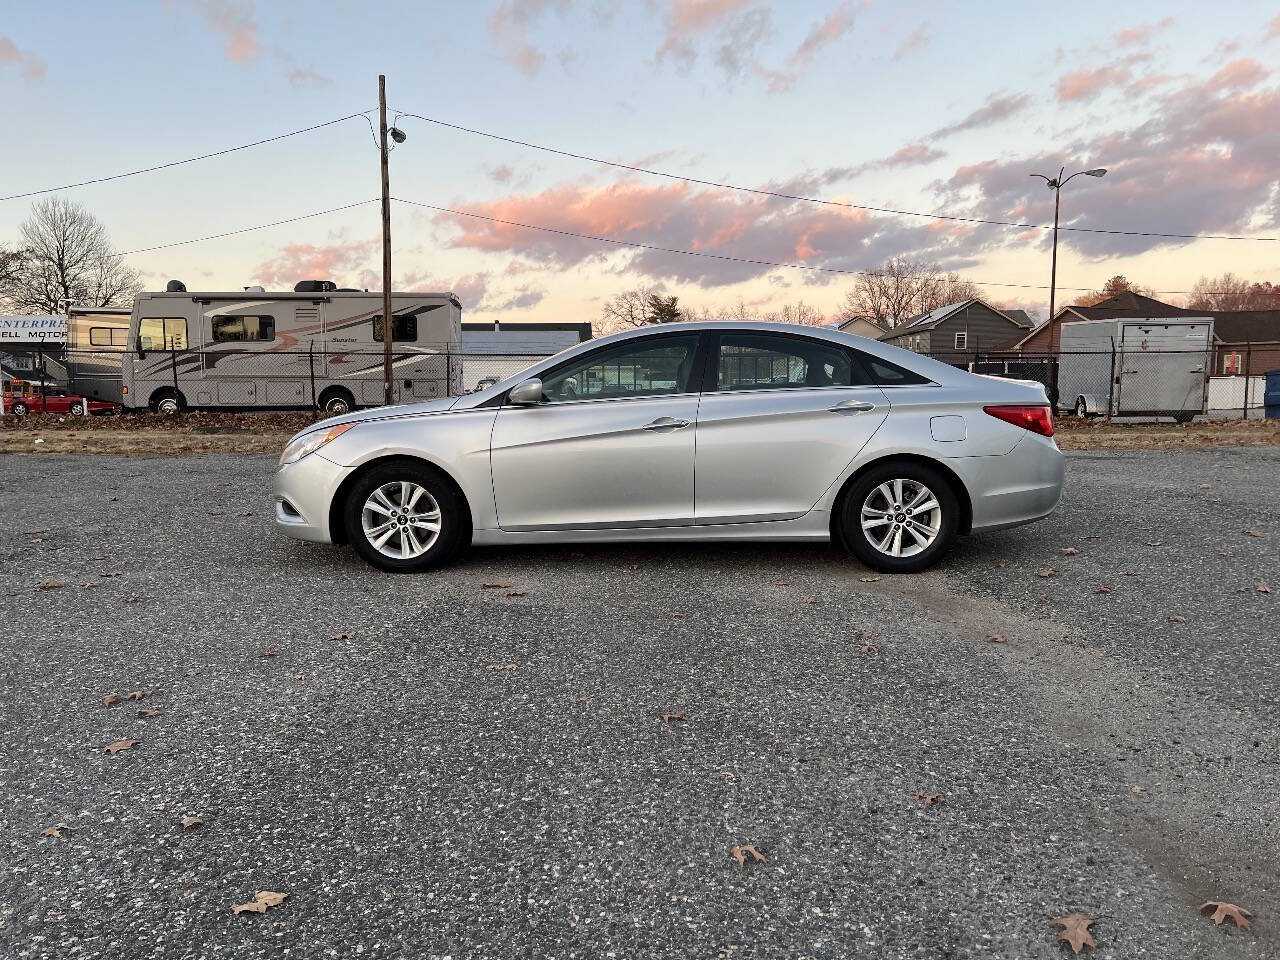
[927,345,1275,420]
[46,345,552,412]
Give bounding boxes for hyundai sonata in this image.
[273,322,1063,573]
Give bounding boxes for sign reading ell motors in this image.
[0,315,69,344]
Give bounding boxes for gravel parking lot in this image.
[1,448,1276,959]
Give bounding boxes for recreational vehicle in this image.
[67,305,131,403]
[121,281,463,414]
[1057,317,1213,421]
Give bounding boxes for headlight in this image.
[279,423,355,466]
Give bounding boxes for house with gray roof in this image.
[878,299,1033,357]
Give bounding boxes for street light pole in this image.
[1030,166,1106,346]
[378,75,394,407]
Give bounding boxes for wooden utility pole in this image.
[378,74,394,406]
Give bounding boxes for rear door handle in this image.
[642,416,691,431]
[828,399,877,413]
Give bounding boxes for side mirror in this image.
[507,378,544,406]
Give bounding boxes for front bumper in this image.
[272,452,354,544]
[949,434,1064,533]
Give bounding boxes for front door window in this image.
[539,335,700,403]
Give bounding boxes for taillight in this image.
[983,404,1054,437]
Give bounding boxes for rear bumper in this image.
[949,434,1064,533]
[272,452,353,544]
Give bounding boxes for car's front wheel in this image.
[840,462,958,573]
[344,462,467,572]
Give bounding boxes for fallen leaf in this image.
[181,815,202,830]
[661,708,686,725]
[1257,581,1271,594]
[328,632,354,641]
[1243,529,1263,539]
[1038,568,1054,578]
[1095,585,1112,594]
[730,844,766,869]
[802,596,816,604]
[123,690,150,702]
[239,511,254,517]
[1147,540,1164,547]
[1168,615,1187,623]
[1059,547,1079,556]
[995,560,1007,569]
[105,739,137,755]
[670,612,683,619]
[122,594,142,604]
[40,824,68,838]
[773,578,790,586]
[915,791,945,807]
[101,694,120,708]
[232,890,288,915]
[859,576,881,583]
[137,708,160,719]
[987,634,1007,644]
[101,571,122,578]
[81,581,98,589]
[487,663,516,671]
[481,581,512,589]
[36,580,65,591]
[1050,913,1097,954]
[859,642,881,655]
[1200,901,1251,930]
[505,590,527,597]
[259,650,279,659]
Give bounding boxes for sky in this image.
[2,0,1279,324]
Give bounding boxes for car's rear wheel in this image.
[344,462,467,572]
[840,462,958,573]
[69,401,85,416]
[11,401,29,416]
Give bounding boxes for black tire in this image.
[11,402,29,416]
[344,461,467,573]
[839,461,959,574]
[320,388,356,416]
[69,401,85,416]
[151,389,185,414]
[1174,414,1193,425]
[1075,397,1089,418]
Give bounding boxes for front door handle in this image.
[642,416,691,431]
[828,399,877,413]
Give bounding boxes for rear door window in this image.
[713,333,868,390]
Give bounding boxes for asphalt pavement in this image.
[0,447,1276,959]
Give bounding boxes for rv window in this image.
[212,315,276,343]
[138,317,189,351]
[89,327,129,347]
[372,314,418,342]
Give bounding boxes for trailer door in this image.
[1117,322,1210,415]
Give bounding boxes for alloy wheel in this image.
[860,478,942,559]
[361,481,442,560]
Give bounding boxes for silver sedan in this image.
[273,322,1063,574]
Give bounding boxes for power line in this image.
[392,196,1280,298]
[394,109,1279,244]
[117,200,377,256]
[0,112,376,203]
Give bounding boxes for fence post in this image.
[38,343,48,408]
[1106,337,1117,419]
[308,339,318,418]
[1242,340,1252,420]
[170,338,180,413]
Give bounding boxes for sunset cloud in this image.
[196,0,261,63]
[253,238,378,288]
[1056,65,1132,102]
[892,23,929,61]
[1114,16,1174,47]
[488,0,569,76]
[929,92,1031,138]
[0,35,47,80]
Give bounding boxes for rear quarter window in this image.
[857,353,933,386]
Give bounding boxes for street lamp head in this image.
[389,127,407,144]
[1084,168,1106,177]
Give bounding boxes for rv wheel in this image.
[1075,397,1089,418]
[151,389,185,415]
[320,388,356,416]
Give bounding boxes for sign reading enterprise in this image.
[0,316,68,343]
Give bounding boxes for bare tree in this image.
[765,301,827,326]
[840,257,983,328]
[1186,273,1279,312]
[3,197,141,314]
[1071,275,1156,308]
[598,286,685,332]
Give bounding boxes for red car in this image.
[2,381,119,416]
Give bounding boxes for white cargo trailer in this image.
[121,282,462,414]
[1058,317,1213,421]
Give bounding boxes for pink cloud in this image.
[197,0,261,63]
[789,1,859,67]
[1056,65,1131,102]
[253,238,378,288]
[656,0,754,70]
[1114,16,1173,47]
[488,0,569,76]
[892,23,929,61]
[1204,58,1267,93]
[0,35,46,80]
[1268,14,1280,41]
[930,92,1031,138]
